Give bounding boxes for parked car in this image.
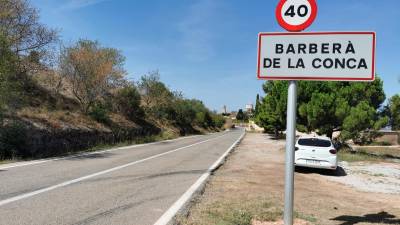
[294,135,338,170]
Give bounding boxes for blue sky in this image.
[31,0,400,112]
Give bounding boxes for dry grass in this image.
[337,151,383,162]
[178,134,317,225]
[338,146,400,163]
[357,147,400,158]
[17,107,109,131]
[179,198,284,225]
[33,70,76,99]
[179,133,400,225]
[0,159,17,165]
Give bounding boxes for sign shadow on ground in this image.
[331,211,400,225]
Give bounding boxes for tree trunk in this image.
[327,129,333,139]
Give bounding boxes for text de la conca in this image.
[263,42,368,70]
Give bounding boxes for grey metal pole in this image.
[284,80,298,225]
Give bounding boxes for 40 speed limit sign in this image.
[276,0,318,31]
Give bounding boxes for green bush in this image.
[0,121,27,159]
[88,103,110,124]
[212,114,225,128]
[195,111,213,128]
[151,104,176,121]
[173,99,196,127]
[115,85,144,121]
[0,34,22,111]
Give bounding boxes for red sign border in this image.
[276,0,318,32]
[257,32,376,81]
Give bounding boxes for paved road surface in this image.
[0,129,244,225]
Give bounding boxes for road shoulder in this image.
[178,133,400,225]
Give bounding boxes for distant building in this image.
[230,111,237,120]
[380,125,393,132]
[222,105,228,114]
[245,103,254,113]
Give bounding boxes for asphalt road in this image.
[0,129,244,225]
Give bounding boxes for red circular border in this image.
[276,0,318,32]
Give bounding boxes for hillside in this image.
[0,1,226,160]
[1,71,222,159]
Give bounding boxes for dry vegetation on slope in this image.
[0,0,225,160]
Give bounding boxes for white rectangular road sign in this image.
[257,32,376,81]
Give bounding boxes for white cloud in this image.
[60,0,110,10]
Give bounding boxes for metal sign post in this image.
[257,1,375,225]
[283,80,297,225]
[278,1,315,225]
[276,1,317,224]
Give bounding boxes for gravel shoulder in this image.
[180,133,400,225]
[326,161,400,194]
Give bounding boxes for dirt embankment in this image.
[1,76,208,159]
[181,133,400,225]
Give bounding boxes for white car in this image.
[294,136,338,170]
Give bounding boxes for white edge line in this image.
[0,134,206,170]
[0,133,229,207]
[153,129,246,225]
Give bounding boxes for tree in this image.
[0,0,58,72]
[256,81,288,138]
[175,99,213,128]
[114,84,144,121]
[297,78,387,140]
[173,99,197,127]
[256,77,387,141]
[254,94,261,116]
[236,109,245,121]
[195,111,213,128]
[138,71,175,119]
[212,114,225,128]
[60,40,126,113]
[389,94,400,130]
[340,101,388,143]
[0,34,21,115]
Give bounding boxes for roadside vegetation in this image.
[359,146,400,158]
[254,80,390,142]
[254,79,399,148]
[337,151,383,163]
[338,146,400,163]
[0,0,225,160]
[384,94,400,130]
[178,198,316,225]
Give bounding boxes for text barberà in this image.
[264,42,368,70]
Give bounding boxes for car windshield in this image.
[298,138,331,147]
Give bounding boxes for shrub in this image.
[212,114,226,128]
[173,99,196,127]
[195,111,213,128]
[138,72,175,120]
[0,121,27,159]
[115,85,144,121]
[60,40,126,113]
[88,103,110,123]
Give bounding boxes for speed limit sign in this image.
[276,0,318,32]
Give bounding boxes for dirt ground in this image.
[181,132,400,225]
[326,161,400,194]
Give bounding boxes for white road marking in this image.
[0,133,228,207]
[153,130,246,225]
[0,134,203,170]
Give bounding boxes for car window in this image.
[298,138,331,147]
